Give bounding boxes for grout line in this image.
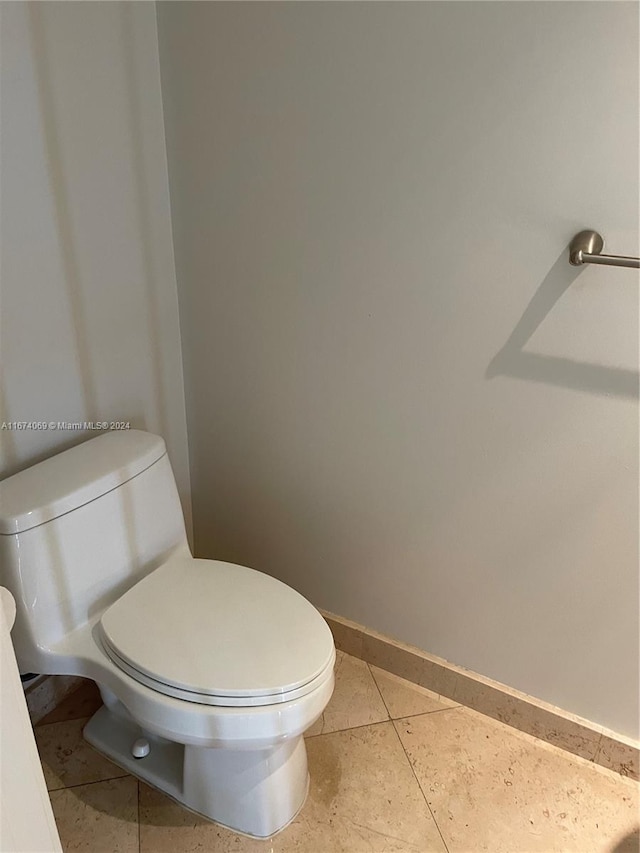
[389,719,451,853]
[34,713,94,731]
[367,661,462,720]
[305,717,392,739]
[592,731,604,764]
[396,705,462,720]
[305,704,461,740]
[305,701,462,741]
[35,714,88,729]
[366,661,392,721]
[47,772,131,793]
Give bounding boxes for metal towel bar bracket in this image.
[569,230,640,269]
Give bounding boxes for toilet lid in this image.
[99,555,335,706]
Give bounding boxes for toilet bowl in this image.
[0,430,335,837]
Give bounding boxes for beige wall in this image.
[158,2,639,737]
[0,2,191,534]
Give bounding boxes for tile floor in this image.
[34,651,639,852]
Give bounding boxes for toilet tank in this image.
[0,430,188,672]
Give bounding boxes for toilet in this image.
[0,430,335,838]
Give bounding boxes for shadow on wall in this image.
[0,5,171,478]
[0,364,89,479]
[486,250,639,399]
[0,375,17,471]
[1,12,90,469]
[119,2,169,443]
[28,4,98,421]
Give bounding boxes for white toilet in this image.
[0,430,335,838]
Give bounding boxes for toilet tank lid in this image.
[0,430,166,535]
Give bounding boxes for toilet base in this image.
[83,705,309,838]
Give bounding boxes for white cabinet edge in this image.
[0,587,62,852]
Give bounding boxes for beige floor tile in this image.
[395,706,640,853]
[138,782,265,853]
[37,680,103,727]
[306,651,389,737]
[35,716,129,791]
[291,722,448,851]
[370,664,459,719]
[140,721,447,852]
[49,776,138,852]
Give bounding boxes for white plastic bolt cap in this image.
[132,737,150,759]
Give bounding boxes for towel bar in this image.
[569,230,640,269]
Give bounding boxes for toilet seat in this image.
[99,555,335,708]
